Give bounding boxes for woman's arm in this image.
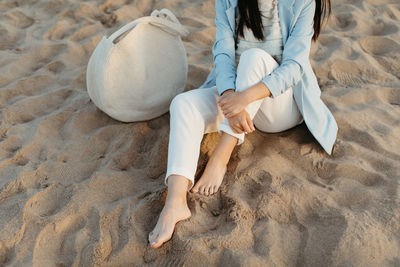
[218,82,271,118]
[212,0,237,96]
[218,0,316,117]
[242,81,272,102]
[261,0,316,99]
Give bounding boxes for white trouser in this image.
[165,48,303,190]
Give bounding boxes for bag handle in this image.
[151,8,181,25]
[108,8,189,43]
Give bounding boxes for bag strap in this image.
[151,8,181,25]
[108,8,189,43]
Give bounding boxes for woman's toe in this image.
[212,185,218,194]
[199,185,206,195]
[151,233,172,248]
[209,186,214,195]
[214,185,219,194]
[204,186,210,196]
[208,187,214,196]
[204,187,210,196]
[150,239,160,248]
[191,184,199,193]
[149,234,156,245]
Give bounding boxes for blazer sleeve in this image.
[212,0,237,96]
[261,0,316,99]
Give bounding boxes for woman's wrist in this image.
[240,90,253,106]
[242,82,272,104]
[221,88,234,95]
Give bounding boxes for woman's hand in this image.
[217,90,250,118]
[218,82,272,119]
[227,109,255,134]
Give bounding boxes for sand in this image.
[0,0,399,266]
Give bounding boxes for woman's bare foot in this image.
[149,175,192,248]
[190,158,227,196]
[148,200,191,248]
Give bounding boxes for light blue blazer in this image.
[199,0,338,155]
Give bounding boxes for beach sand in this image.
[0,0,399,266]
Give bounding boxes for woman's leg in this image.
[149,86,224,248]
[190,132,237,195]
[217,47,282,145]
[252,87,303,132]
[148,175,191,248]
[191,48,279,195]
[164,87,225,191]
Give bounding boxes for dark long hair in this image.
[234,0,331,48]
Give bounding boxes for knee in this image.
[238,48,278,74]
[170,93,186,112]
[239,48,276,65]
[235,48,279,91]
[169,92,193,116]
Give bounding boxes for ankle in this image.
[208,155,229,166]
[165,194,188,208]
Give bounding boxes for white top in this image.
[235,0,283,66]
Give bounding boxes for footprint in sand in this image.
[23,183,67,220]
[377,87,400,107]
[0,24,20,50]
[2,88,73,125]
[46,61,65,73]
[360,36,400,79]
[92,206,127,265]
[330,12,357,32]
[44,20,76,40]
[312,35,344,62]
[0,240,8,266]
[0,44,65,88]
[330,60,366,86]
[368,19,398,36]
[5,10,34,29]
[382,4,400,20]
[0,75,54,107]
[69,24,101,42]
[331,59,396,87]
[32,213,85,266]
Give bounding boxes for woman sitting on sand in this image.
[149,0,337,248]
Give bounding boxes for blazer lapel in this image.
[225,0,238,33]
[278,0,295,44]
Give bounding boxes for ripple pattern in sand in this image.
[0,0,399,266]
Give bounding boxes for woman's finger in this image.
[231,123,242,134]
[222,104,235,113]
[237,122,245,133]
[220,101,231,109]
[246,112,255,131]
[235,127,244,134]
[241,119,252,133]
[223,109,233,117]
[227,110,239,118]
[247,116,255,131]
[218,97,227,105]
[232,126,241,134]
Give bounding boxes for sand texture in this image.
[0,0,400,266]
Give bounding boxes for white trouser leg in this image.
[165,48,303,190]
[165,86,224,191]
[217,47,303,144]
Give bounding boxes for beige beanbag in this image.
[86,8,189,122]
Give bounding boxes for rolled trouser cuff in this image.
[217,120,245,146]
[165,168,195,192]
